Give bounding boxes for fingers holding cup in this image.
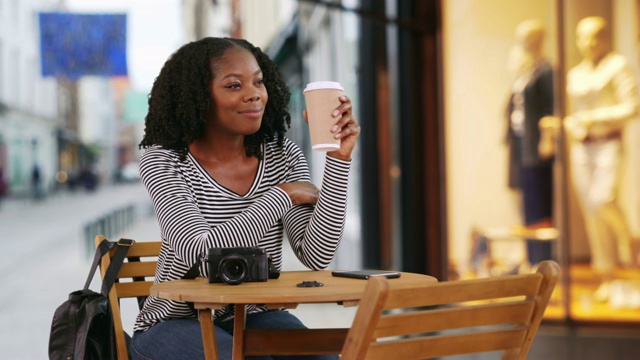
[331,95,357,139]
[329,95,360,160]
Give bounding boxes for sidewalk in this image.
[0,182,356,359]
[0,182,158,360]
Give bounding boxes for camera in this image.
[207,246,280,285]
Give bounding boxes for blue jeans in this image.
[131,310,339,360]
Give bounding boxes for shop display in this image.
[565,16,638,304]
[504,19,556,269]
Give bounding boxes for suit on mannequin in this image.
[505,20,555,267]
[506,20,555,225]
[565,16,638,302]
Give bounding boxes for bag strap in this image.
[100,238,135,296]
[81,238,134,296]
[83,239,115,291]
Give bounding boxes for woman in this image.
[131,37,359,360]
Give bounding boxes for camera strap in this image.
[180,253,236,320]
[183,260,201,280]
[182,253,205,317]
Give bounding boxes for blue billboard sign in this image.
[39,12,128,79]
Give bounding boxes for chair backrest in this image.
[341,260,560,360]
[94,235,162,360]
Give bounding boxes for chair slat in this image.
[385,274,542,309]
[118,261,158,278]
[114,280,154,298]
[109,241,162,258]
[367,328,528,359]
[374,301,535,338]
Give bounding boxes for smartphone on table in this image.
[331,270,401,279]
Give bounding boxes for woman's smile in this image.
[237,107,263,119]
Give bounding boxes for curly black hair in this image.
[139,37,291,160]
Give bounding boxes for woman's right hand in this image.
[277,181,320,205]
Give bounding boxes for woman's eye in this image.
[226,83,241,89]
[256,79,264,85]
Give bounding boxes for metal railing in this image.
[83,204,137,254]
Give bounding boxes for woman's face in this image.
[208,47,268,136]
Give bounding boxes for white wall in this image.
[0,0,60,116]
[0,0,62,194]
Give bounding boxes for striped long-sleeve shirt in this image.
[134,137,350,332]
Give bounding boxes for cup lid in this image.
[304,81,344,93]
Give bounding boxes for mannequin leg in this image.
[589,139,632,266]
[598,202,633,267]
[581,140,630,302]
[571,142,616,301]
[582,206,617,276]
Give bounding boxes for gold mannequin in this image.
[565,17,638,302]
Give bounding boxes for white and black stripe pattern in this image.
[134,137,350,332]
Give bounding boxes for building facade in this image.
[0,0,64,197]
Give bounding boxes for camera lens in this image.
[219,255,248,285]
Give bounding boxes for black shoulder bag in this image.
[48,238,133,360]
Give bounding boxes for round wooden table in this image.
[151,270,437,360]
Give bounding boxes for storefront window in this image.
[443,0,640,324]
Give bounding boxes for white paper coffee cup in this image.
[303,81,344,151]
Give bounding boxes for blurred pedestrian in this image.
[31,163,43,200]
[0,165,6,209]
[79,167,98,192]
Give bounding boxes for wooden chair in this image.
[341,260,560,360]
[95,235,162,360]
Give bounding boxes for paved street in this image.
[0,182,159,359]
[0,182,356,360]
[5,181,636,360]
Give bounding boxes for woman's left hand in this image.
[303,94,360,161]
[326,95,360,161]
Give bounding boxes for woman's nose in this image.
[244,88,261,102]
